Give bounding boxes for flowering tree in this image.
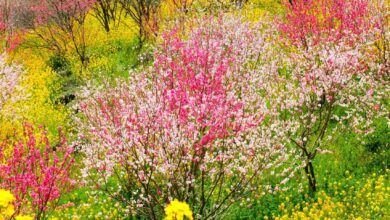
[0,0,33,52]
[119,0,162,47]
[0,123,75,219]
[78,16,292,219]
[30,0,96,65]
[266,0,390,192]
[278,0,371,47]
[0,55,21,114]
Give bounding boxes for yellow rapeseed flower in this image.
[0,189,15,207]
[15,215,33,220]
[164,199,193,220]
[0,189,16,218]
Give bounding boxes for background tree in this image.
[92,0,124,32]
[168,0,194,13]
[119,0,162,47]
[0,0,35,51]
[30,0,96,65]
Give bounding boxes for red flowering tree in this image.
[0,123,75,219]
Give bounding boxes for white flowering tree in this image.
[0,55,21,115]
[261,0,390,193]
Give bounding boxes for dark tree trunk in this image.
[304,160,317,193]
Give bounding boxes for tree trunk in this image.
[103,16,110,32]
[304,160,316,194]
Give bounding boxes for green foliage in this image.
[363,118,390,170]
[53,188,128,219]
[85,36,141,81]
[225,122,389,219]
[48,54,72,77]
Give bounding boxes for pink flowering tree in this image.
[30,0,96,64]
[0,123,75,219]
[265,0,390,193]
[0,0,31,52]
[78,16,292,219]
[278,0,371,48]
[0,54,22,115]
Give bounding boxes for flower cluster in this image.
[0,189,33,220]
[0,189,15,218]
[275,171,389,219]
[164,199,193,220]
[0,123,75,219]
[7,51,69,141]
[278,0,370,47]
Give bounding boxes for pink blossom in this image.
[78,15,288,218]
[0,123,75,218]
